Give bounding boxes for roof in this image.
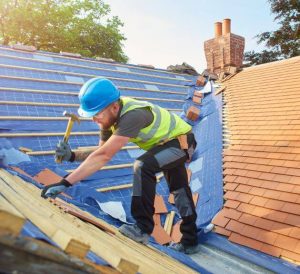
[1,44,299,272]
[212,56,300,265]
[0,45,207,273]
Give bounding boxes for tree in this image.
[0,0,128,62]
[244,0,299,66]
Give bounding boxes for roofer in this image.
[41,77,199,254]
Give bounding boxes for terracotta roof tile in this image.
[220,57,300,263]
[279,192,299,203]
[289,227,300,240]
[224,175,237,182]
[154,195,168,214]
[237,203,256,214]
[274,235,299,252]
[238,213,258,226]
[33,168,62,185]
[281,203,300,215]
[234,176,250,185]
[235,193,253,203]
[224,182,239,191]
[278,213,300,229]
[151,223,172,245]
[248,187,266,196]
[235,184,252,193]
[214,226,231,237]
[253,218,274,231]
[276,183,295,193]
[281,250,300,263]
[252,207,273,218]
[293,186,300,194]
[225,220,245,233]
[263,189,281,200]
[265,210,289,223]
[224,191,240,200]
[264,199,285,211]
[222,208,242,220]
[260,181,279,190]
[242,225,263,239]
[257,230,278,246]
[229,233,264,251]
[212,212,230,228]
[249,196,268,207]
[260,244,282,257]
[170,220,182,243]
[224,200,240,209]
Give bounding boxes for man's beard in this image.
[100,114,117,130]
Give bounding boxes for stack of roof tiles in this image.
[212,56,300,265]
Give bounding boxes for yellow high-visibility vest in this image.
[112,97,191,151]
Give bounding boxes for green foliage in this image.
[0,0,128,62]
[244,0,299,66]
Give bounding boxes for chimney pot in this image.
[222,18,231,35]
[214,22,222,38]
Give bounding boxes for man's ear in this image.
[112,101,120,113]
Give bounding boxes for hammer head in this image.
[63,111,80,124]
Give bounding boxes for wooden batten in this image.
[0,195,25,235]
[52,230,90,259]
[0,169,197,274]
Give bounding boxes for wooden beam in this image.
[0,178,90,259]
[163,211,175,236]
[77,145,139,150]
[0,87,184,103]
[66,163,134,173]
[0,116,90,121]
[19,146,33,153]
[26,145,140,156]
[0,195,25,235]
[0,100,181,112]
[0,131,98,137]
[0,75,186,95]
[0,51,192,82]
[0,63,187,89]
[0,169,197,274]
[0,232,111,274]
[98,183,133,192]
[97,173,163,192]
[52,230,90,259]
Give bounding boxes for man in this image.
[41,77,198,254]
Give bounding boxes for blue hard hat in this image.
[78,78,120,117]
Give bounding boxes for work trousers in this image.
[131,133,198,246]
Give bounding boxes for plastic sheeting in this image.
[2,46,295,272]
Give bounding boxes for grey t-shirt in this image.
[100,107,154,141]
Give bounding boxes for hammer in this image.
[55,111,80,163]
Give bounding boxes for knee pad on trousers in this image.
[173,187,194,217]
[133,160,144,196]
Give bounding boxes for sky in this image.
[105,0,279,72]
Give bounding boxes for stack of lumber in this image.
[0,169,197,274]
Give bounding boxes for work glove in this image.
[41,178,72,198]
[55,140,74,162]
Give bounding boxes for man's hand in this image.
[55,141,74,162]
[41,178,72,198]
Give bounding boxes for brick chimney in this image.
[204,19,245,74]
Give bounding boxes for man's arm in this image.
[66,135,129,184]
[74,148,97,162]
[73,134,107,162]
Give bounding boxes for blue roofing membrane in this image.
[1,46,297,273]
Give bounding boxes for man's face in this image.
[92,103,118,129]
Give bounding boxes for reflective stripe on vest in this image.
[115,97,191,150]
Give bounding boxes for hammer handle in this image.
[55,119,74,163]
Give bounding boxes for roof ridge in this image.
[244,56,300,72]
